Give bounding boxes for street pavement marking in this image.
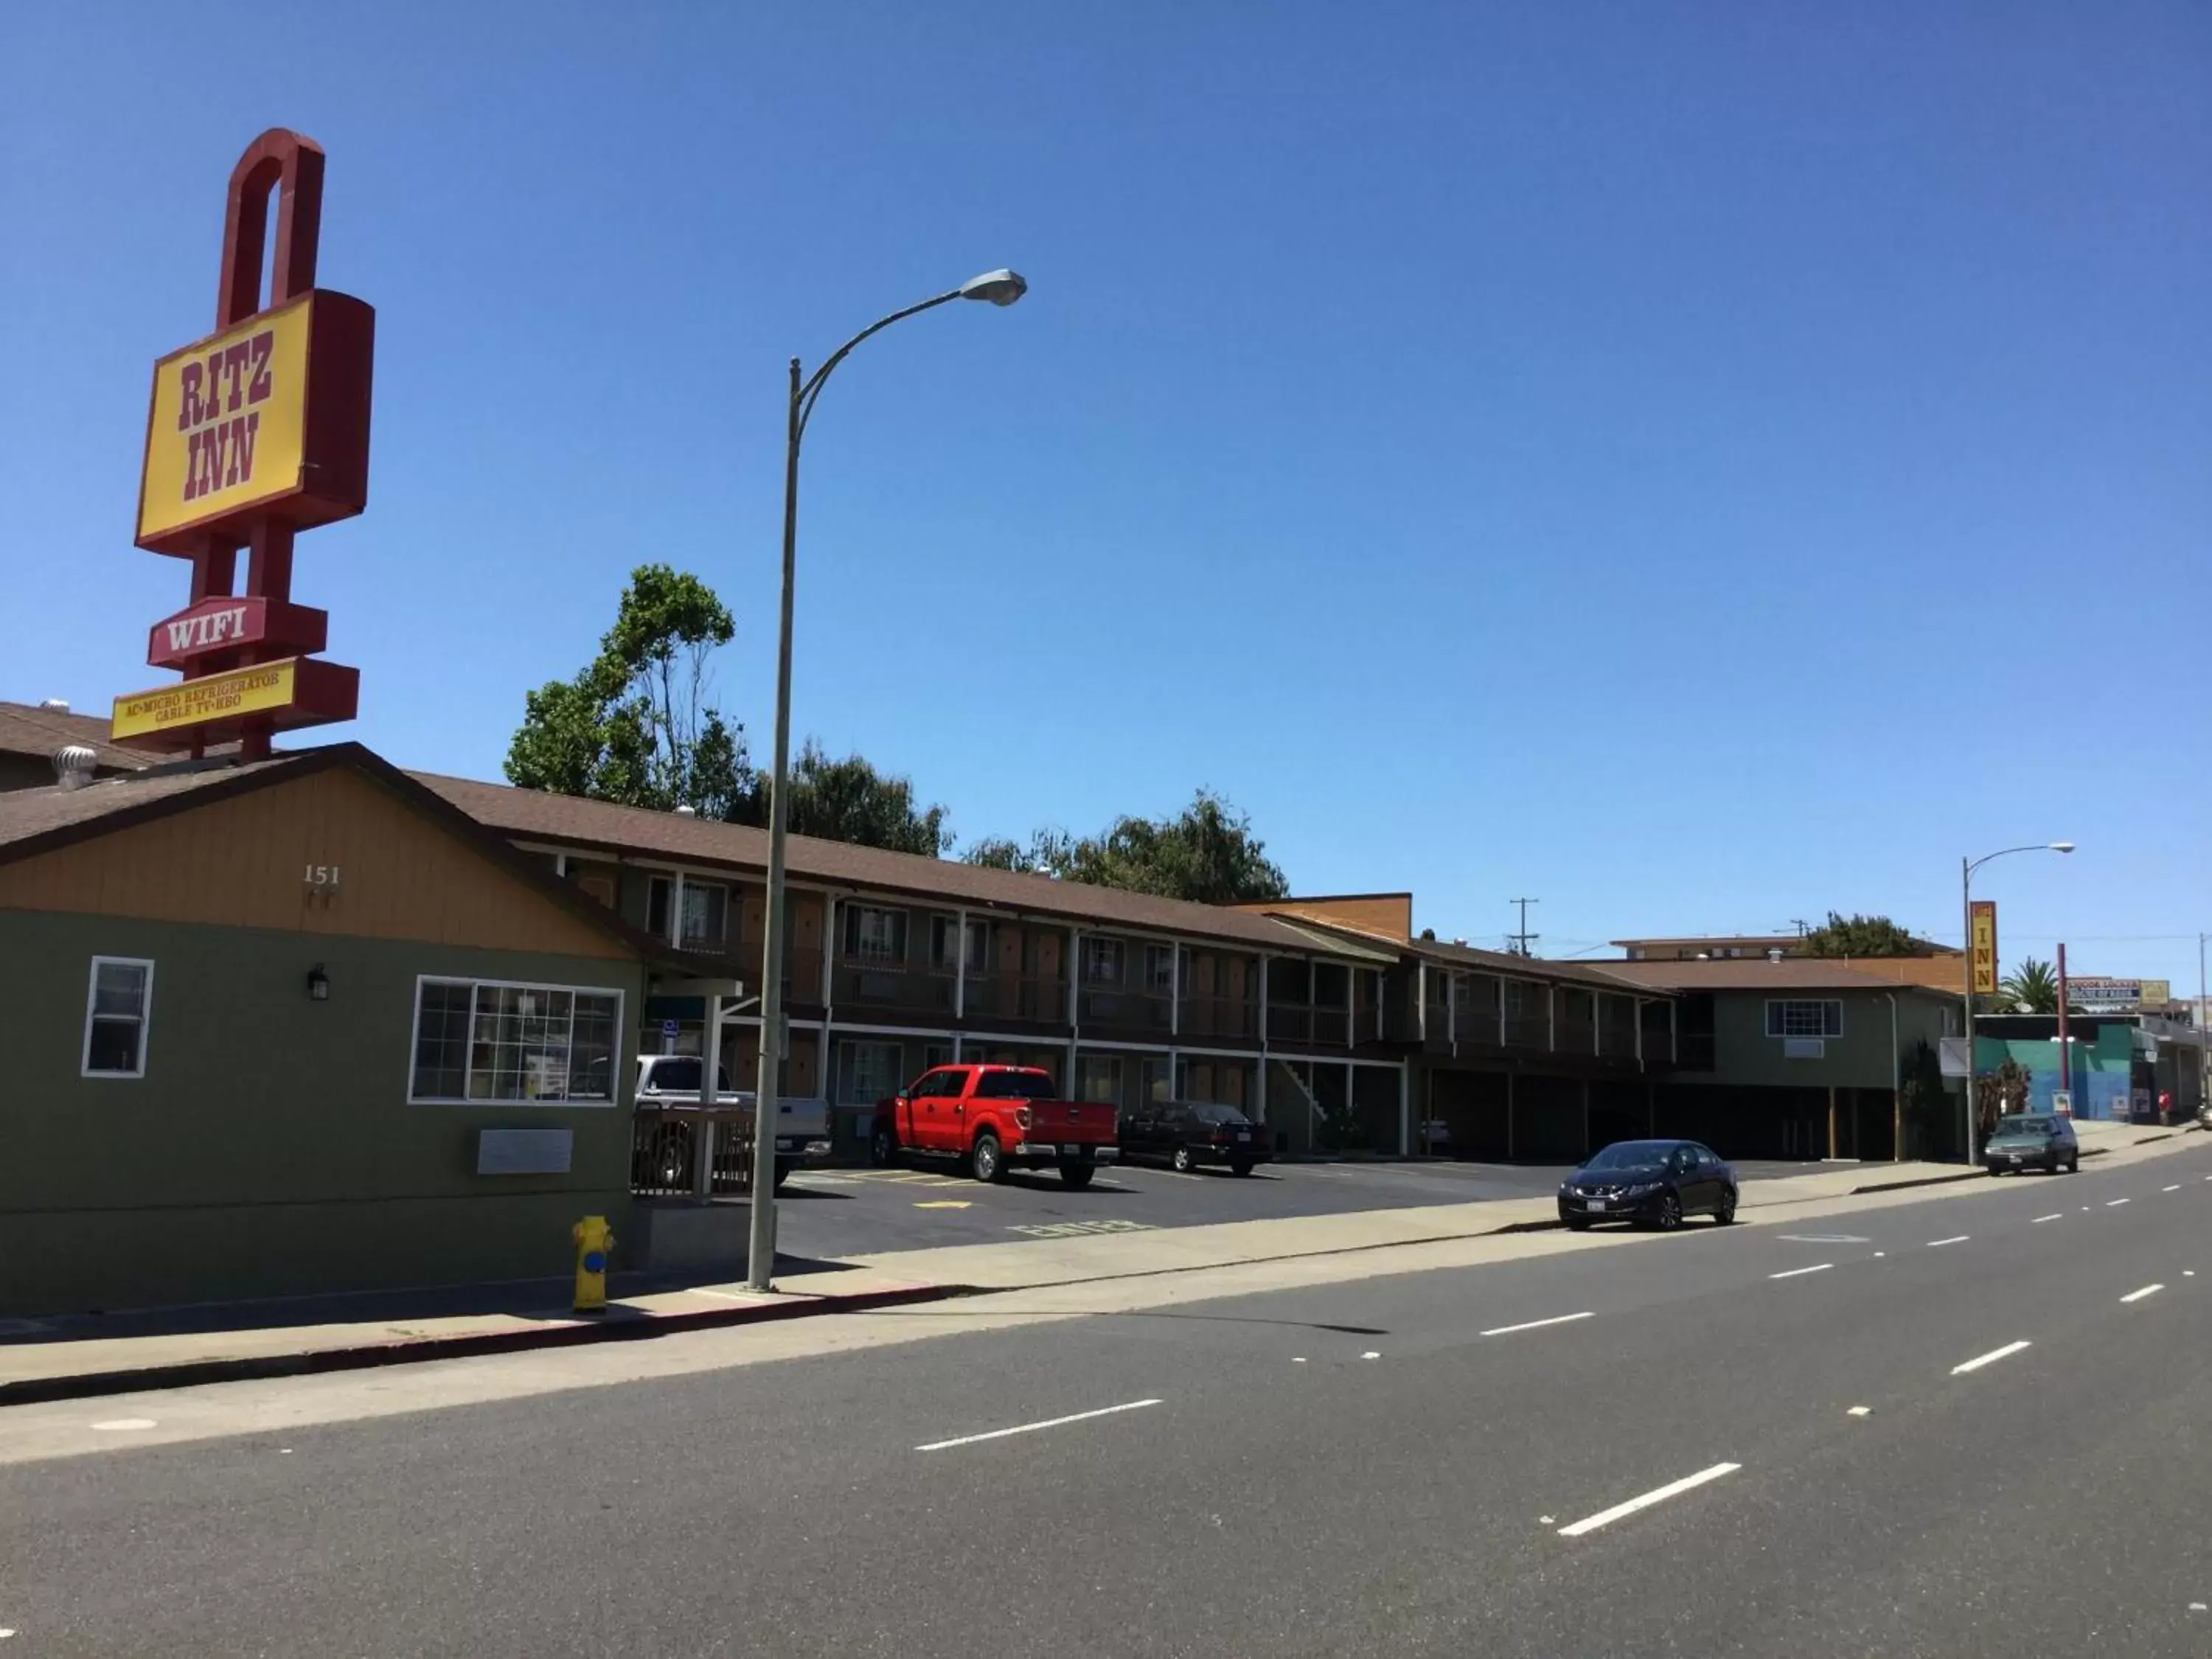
[1846,1406,1871,1416]
[1361,1351,1381,1360]
[2032,1213,2063,1224]
[2163,1184,2182,1192]
[1778,1234,1868,1244]
[1557,1462,1741,1538]
[89,1419,156,1431]
[2185,1270,2197,1278]
[914,1200,971,1209]
[1481,1311,1595,1337]
[1927,1235,1969,1248]
[1006,1219,1156,1239]
[1952,1340,2032,1376]
[2121,1284,2165,1304]
[917,1397,1161,1452]
[2107,1199,2131,1207]
[1769,1263,1832,1279]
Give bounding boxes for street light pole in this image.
[747,270,1027,1293]
[1959,841,2074,1168]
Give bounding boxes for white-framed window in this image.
[681,881,728,949]
[1084,936,1124,984]
[82,956,153,1078]
[840,1040,905,1106]
[1144,944,1175,991]
[929,915,985,970]
[408,977,624,1104]
[1765,999,1843,1040]
[844,905,907,963]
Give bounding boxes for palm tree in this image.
[1999,957,2060,1014]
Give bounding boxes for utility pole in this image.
[1508,897,1540,958]
[1789,919,1813,940]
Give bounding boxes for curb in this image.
[1847,1169,1989,1196]
[0,1281,972,1410]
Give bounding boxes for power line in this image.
[1508,897,1540,958]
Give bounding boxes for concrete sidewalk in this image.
[4,1129,2192,1405]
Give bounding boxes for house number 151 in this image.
[305,865,341,888]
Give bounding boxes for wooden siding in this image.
[0,766,629,959]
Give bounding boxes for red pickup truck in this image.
[869,1064,1119,1188]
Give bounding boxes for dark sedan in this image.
[1983,1113,2079,1175]
[1119,1100,1270,1175]
[1557,1139,1738,1231]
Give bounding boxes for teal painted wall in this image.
[0,908,646,1316]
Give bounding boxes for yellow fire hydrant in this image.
[571,1214,615,1313]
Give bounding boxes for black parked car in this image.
[1119,1100,1270,1175]
[1558,1139,1737,1231]
[1983,1113,2079,1175]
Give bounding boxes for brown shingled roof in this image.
[1600,958,1955,994]
[0,700,158,773]
[410,771,1354,955]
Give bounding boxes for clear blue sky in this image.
[5,3,2207,980]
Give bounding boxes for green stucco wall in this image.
[1676,988,1953,1090]
[0,908,645,1317]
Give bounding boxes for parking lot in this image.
[775,1153,1823,1259]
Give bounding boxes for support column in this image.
[1548,986,1557,1052]
[1346,968,1356,1051]
[696,993,723,1200]
[1067,928,1081,1028]
[1398,1065,1410,1159]
[1827,1085,1839,1160]
[1169,942,1180,1037]
[670,871,686,947]
[1416,963,1428,1044]
[953,908,967,1020]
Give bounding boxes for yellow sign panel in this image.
[1969,901,1998,995]
[112,661,297,740]
[2141,979,2171,1008]
[137,296,313,544]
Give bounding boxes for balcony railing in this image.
[1078,984,1172,1034]
[1503,1007,1551,1049]
[1181,994,1257,1040]
[833,960,956,1015]
[1267,1004,1351,1047]
[961,970,1069,1025]
[630,1105,760,1198]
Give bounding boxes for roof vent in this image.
[673,804,697,818]
[1767,947,1785,962]
[1451,938,1467,947]
[38,698,70,713]
[52,744,98,790]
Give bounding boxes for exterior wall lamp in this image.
[307,963,330,1001]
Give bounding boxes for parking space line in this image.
[2107,1199,2131,1207]
[1927,1235,1969,1248]
[1480,1312,1594,1337]
[2163,1185,2182,1193]
[916,1398,1161,1452]
[1952,1340,2031,1376]
[1769,1264,1832,1280]
[2120,1284,2164,1304]
[2032,1213,2063,1224]
[1557,1462,1741,1537]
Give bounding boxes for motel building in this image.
[1,704,1703,1317]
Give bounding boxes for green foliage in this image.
[1999,957,2060,1015]
[962,791,1288,904]
[505,564,744,815]
[1801,912,1926,958]
[1972,1057,2034,1138]
[1898,1040,1953,1160]
[733,741,951,857]
[505,566,951,854]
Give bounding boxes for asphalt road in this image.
[3,1144,2208,1656]
[777,1152,1819,1257]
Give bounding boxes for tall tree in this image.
[1801,912,1926,958]
[736,741,952,857]
[505,564,745,816]
[964,790,1287,904]
[1999,956,2061,1015]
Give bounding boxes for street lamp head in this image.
[2049,841,2076,854]
[959,268,1028,307]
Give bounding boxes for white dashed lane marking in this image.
[1557,1463,1742,1538]
[917,1397,1161,1453]
[2032,1213,2063,1224]
[1769,1264,1832,1280]
[2121,1284,2165,1304]
[1480,1312,1595,1337]
[1952,1340,2032,1376]
[1928,1236,1969,1248]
